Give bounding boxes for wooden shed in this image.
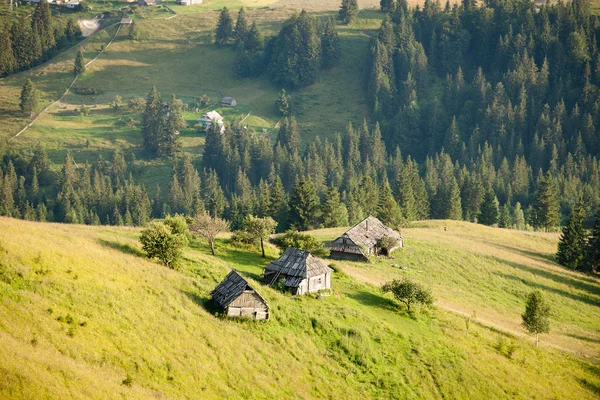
[263,248,333,295]
[211,269,269,320]
[220,97,237,107]
[328,216,403,262]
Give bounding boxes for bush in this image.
[382,278,433,312]
[139,221,188,268]
[273,231,329,257]
[230,230,259,248]
[128,97,146,112]
[379,236,399,254]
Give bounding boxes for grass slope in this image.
[310,220,600,361]
[0,217,599,399]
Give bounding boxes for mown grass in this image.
[309,220,600,361]
[0,217,599,399]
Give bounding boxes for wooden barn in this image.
[211,269,269,320]
[263,248,333,295]
[328,216,403,262]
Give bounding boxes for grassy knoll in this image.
[0,217,599,399]
[309,220,600,361]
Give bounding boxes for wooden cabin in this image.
[211,269,269,320]
[263,248,333,295]
[328,216,403,262]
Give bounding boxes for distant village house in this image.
[198,110,225,133]
[328,216,403,262]
[177,0,202,5]
[211,270,269,320]
[220,97,237,107]
[263,248,333,295]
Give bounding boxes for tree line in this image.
[0,0,82,77]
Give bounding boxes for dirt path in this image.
[10,23,121,141]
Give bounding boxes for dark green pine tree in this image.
[586,211,600,272]
[73,49,85,76]
[160,94,185,156]
[444,116,461,160]
[141,86,163,155]
[380,0,395,13]
[202,122,224,173]
[215,7,234,45]
[377,179,403,228]
[233,7,250,46]
[447,177,463,220]
[321,185,348,228]
[203,169,226,218]
[20,78,39,117]
[289,176,321,231]
[276,116,301,154]
[245,21,264,52]
[275,88,291,116]
[478,189,499,226]
[11,16,36,70]
[0,25,16,77]
[321,17,340,69]
[530,172,560,232]
[31,0,55,54]
[270,11,321,88]
[556,201,587,271]
[339,0,359,25]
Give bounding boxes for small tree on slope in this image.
[586,211,600,272]
[556,201,587,271]
[382,278,433,313]
[522,290,551,346]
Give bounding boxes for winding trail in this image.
[10,23,122,141]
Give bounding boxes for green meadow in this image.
[0,217,599,399]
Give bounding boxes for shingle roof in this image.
[211,269,267,309]
[264,248,332,284]
[329,216,402,254]
[221,97,236,104]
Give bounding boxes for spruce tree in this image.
[233,7,250,46]
[0,25,16,77]
[586,211,600,272]
[380,0,395,13]
[478,189,499,226]
[161,94,185,156]
[275,89,291,116]
[142,86,163,155]
[556,201,587,270]
[321,186,348,228]
[245,21,264,52]
[73,49,85,76]
[339,0,359,25]
[276,117,301,154]
[203,169,226,218]
[32,0,55,54]
[377,180,403,228]
[289,176,321,231]
[20,78,39,117]
[321,17,340,69]
[530,172,560,231]
[215,7,234,45]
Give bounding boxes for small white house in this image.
[198,111,224,133]
[65,0,81,8]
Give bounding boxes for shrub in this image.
[273,231,329,257]
[378,236,399,254]
[230,230,259,248]
[74,87,103,95]
[139,221,188,268]
[128,97,146,112]
[382,278,433,312]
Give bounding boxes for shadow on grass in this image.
[183,290,215,314]
[346,290,398,312]
[566,333,600,344]
[98,239,145,257]
[494,271,600,308]
[491,256,600,297]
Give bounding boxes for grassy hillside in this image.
[0,217,599,399]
